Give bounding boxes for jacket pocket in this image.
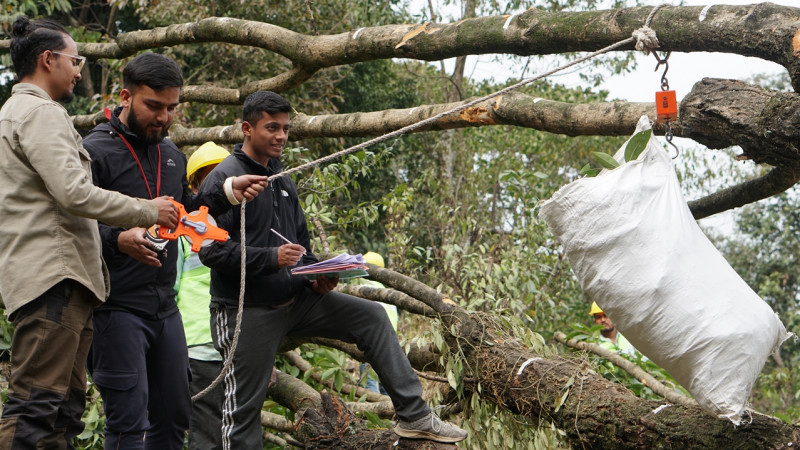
[92,370,138,391]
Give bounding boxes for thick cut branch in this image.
[681,78,800,167]
[73,91,653,139]
[435,306,800,449]
[267,371,322,413]
[5,4,799,83]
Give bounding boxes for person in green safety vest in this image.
[589,301,635,356]
[175,141,230,449]
[355,251,398,395]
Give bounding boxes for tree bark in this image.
[6,4,800,98]
[375,267,800,448]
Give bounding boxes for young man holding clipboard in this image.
[198,91,468,448]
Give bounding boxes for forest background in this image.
[2,0,800,448]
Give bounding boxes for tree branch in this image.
[6,5,798,74]
[279,336,442,373]
[267,371,322,412]
[553,331,696,407]
[261,410,295,433]
[337,284,437,317]
[283,350,391,404]
[689,165,800,220]
[344,400,395,419]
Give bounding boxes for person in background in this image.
[0,16,178,449]
[590,302,635,356]
[175,141,230,449]
[357,251,397,395]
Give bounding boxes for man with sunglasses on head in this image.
[0,16,180,449]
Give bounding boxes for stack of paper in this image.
[291,253,369,280]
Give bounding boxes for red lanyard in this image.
[116,131,161,199]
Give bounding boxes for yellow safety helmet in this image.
[363,251,385,267]
[187,142,230,186]
[589,301,604,316]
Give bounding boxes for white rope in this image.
[192,199,247,401]
[633,3,668,53]
[193,4,670,401]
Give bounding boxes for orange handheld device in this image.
[157,199,229,252]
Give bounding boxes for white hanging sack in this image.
[539,115,790,424]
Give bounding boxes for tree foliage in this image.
[2,1,800,448]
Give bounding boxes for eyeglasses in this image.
[51,51,86,74]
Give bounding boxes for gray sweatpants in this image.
[211,288,430,449]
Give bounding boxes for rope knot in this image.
[632,26,659,54]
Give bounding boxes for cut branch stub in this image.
[680,78,800,167]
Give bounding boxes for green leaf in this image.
[320,367,337,382]
[624,129,652,162]
[580,163,597,177]
[447,370,458,389]
[334,370,344,391]
[592,151,620,170]
[362,411,388,428]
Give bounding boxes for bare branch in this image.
[553,332,696,407]
[6,4,797,73]
[689,166,800,220]
[344,400,395,419]
[261,410,295,433]
[337,284,437,317]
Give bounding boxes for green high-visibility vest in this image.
[175,237,220,361]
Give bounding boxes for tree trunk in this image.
[267,265,800,448]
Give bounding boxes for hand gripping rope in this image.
[191,3,673,402]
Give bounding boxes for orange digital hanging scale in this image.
[656,90,677,124]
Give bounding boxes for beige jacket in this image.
[0,83,159,316]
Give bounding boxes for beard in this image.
[127,102,170,145]
[59,90,75,103]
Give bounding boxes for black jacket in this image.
[198,144,317,307]
[83,107,231,318]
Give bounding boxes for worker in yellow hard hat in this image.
[363,251,385,268]
[589,302,634,355]
[178,141,229,448]
[187,141,231,191]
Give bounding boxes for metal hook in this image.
[665,122,679,159]
[652,51,671,91]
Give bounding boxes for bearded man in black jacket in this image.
[82,53,266,450]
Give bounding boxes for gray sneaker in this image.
[394,412,468,443]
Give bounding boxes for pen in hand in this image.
[270,228,306,255]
